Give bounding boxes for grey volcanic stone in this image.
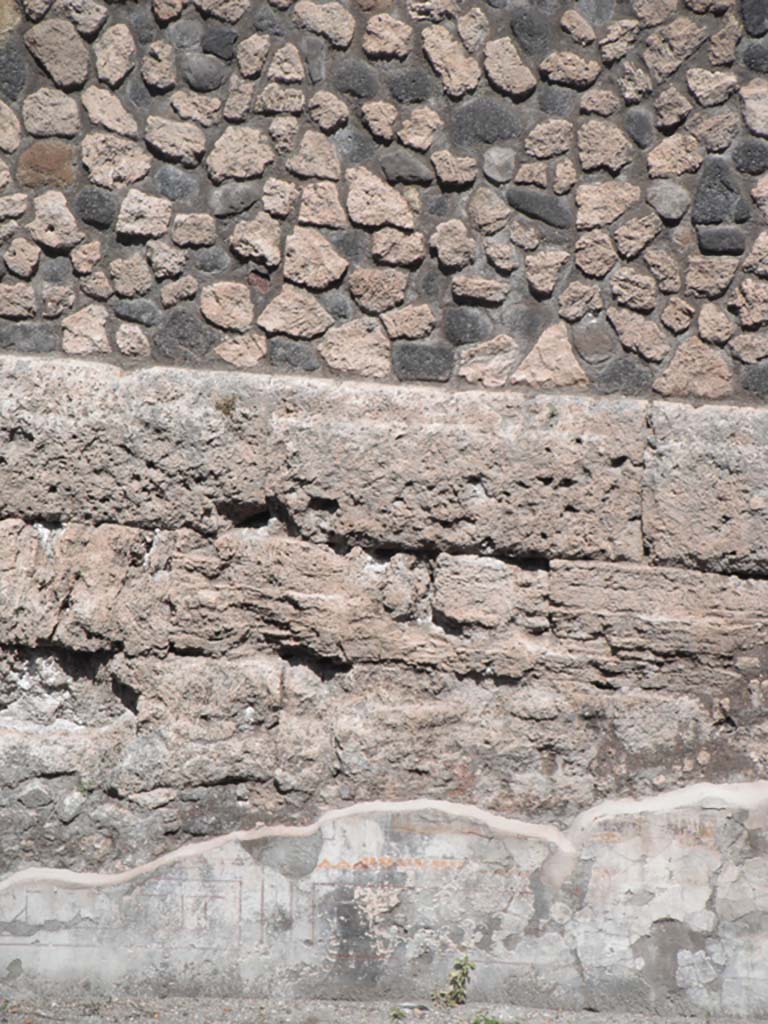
[381,148,434,186]
[743,361,768,397]
[387,67,433,104]
[210,183,260,217]
[745,42,768,72]
[453,98,520,145]
[625,108,654,148]
[304,36,326,83]
[593,354,654,396]
[647,181,690,223]
[538,85,578,116]
[484,146,517,184]
[393,340,454,381]
[0,322,57,352]
[203,24,238,60]
[181,53,229,92]
[507,187,573,228]
[334,58,377,99]
[114,299,162,327]
[155,166,199,201]
[40,257,71,283]
[156,308,214,362]
[75,187,117,230]
[0,41,26,103]
[195,248,231,273]
[168,19,203,50]
[443,306,490,346]
[692,158,750,225]
[509,3,551,55]
[733,139,768,175]
[335,127,378,164]
[697,226,747,255]
[270,337,320,371]
[253,6,286,35]
[743,0,768,37]
[133,11,157,45]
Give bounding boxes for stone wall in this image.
[0,0,767,395]
[2,0,768,1011]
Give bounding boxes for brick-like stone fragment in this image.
[307,91,348,133]
[346,167,414,230]
[742,80,768,139]
[654,337,732,398]
[62,304,109,353]
[686,68,738,107]
[17,139,74,187]
[509,324,588,388]
[214,329,267,368]
[525,118,571,159]
[115,322,151,358]
[116,189,172,239]
[484,37,536,97]
[423,24,481,97]
[525,248,569,297]
[318,318,390,377]
[207,126,274,183]
[28,190,83,251]
[575,230,617,278]
[0,281,35,319]
[381,304,435,339]
[698,302,735,343]
[286,129,340,180]
[94,23,135,87]
[361,101,398,142]
[0,97,19,153]
[363,14,412,59]
[561,9,595,45]
[25,18,88,89]
[193,0,249,22]
[608,305,670,362]
[110,253,153,299]
[430,219,476,271]
[372,228,425,267]
[201,281,253,332]
[22,88,79,138]
[146,116,205,166]
[82,86,137,138]
[4,237,40,279]
[257,284,333,338]
[540,50,601,88]
[293,1,355,49]
[578,120,633,172]
[142,41,176,93]
[171,213,216,248]
[644,17,708,78]
[614,213,663,259]
[456,334,521,387]
[685,255,739,298]
[81,133,152,189]
[349,268,407,314]
[298,182,347,229]
[648,133,704,177]
[284,227,348,290]
[575,182,641,228]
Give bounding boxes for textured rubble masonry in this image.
[1,0,768,397]
[4,789,768,1017]
[2,356,768,1010]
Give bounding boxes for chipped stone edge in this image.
[3,782,767,895]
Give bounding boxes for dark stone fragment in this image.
[742,361,768,398]
[425,193,454,216]
[734,139,768,175]
[592,354,654,395]
[443,306,490,346]
[380,148,434,186]
[506,187,572,228]
[126,73,152,106]
[393,341,454,382]
[692,158,749,225]
[252,7,286,35]
[155,165,198,201]
[17,140,74,188]
[509,4,551,55]
[625,108,654,148]
[697,226,747,255]
[452,98,520,145]
[538,85,578,116]
[742,0,768,37]
[114,299,162,327]
[203,24,238,60]
[75,186,117,229]
[0,322,57,353]
[133,11,157,45]
[571,321,616,366]
[744,42,768,71]
[181,53,229,92]
[324,292,354,320]
[419,268,444,301]
[168,19,203,49]
[334,58,377,98]
[331,231,366,262]
[334,127,378,164]
[195,248,231,273]
[304,36,325,83]
[270,337,320,371]
[0,41,25,102]
[156,309,214,363]
[387,67,432,104]
[40,257,71,283]
[209,182,260,217]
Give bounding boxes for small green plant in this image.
[390,1008,406,1021]
[433,953,476,1007]
[215,393,237,417]
[471,1014,504,1024]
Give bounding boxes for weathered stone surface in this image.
[742,79,768,139]
[525,248,569,298]
[362,13,412,59]
[574,230,618,278]
[686,254,739,297]
[430,219,476,271]
[81,133,152,189]
[423,24,480,98]
[484,36,535,97]
[346,166,414,229]
[286,129,340,180]
[146,116,205,166]
[116,189,172,239]
[257,284,332,338]
[17,139,74,186]
[293,1,355,49]
[28,190,82,251]
[298,182,347,229]
[81,85,137,138]
[644,17,708,78]
[141,41,175,93]
[284,227,347,290]
[0,96,19,152]
[318,317,390,377]
[539,50,600,88]
[200,281,253,332]
[206,126,274,183]
[61,303,109,354]
[21,87,79,137]
[509,324,588,389]
[24,18,88,88]
[654,336,732,399]
[93,23,135,87]
[575,182,641,228]
[230,211,282,268]
[578,120,633,172]
[608,305,670,362]
[647,133,704,177]
[0,281,35,318]
[349,267,407,314]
